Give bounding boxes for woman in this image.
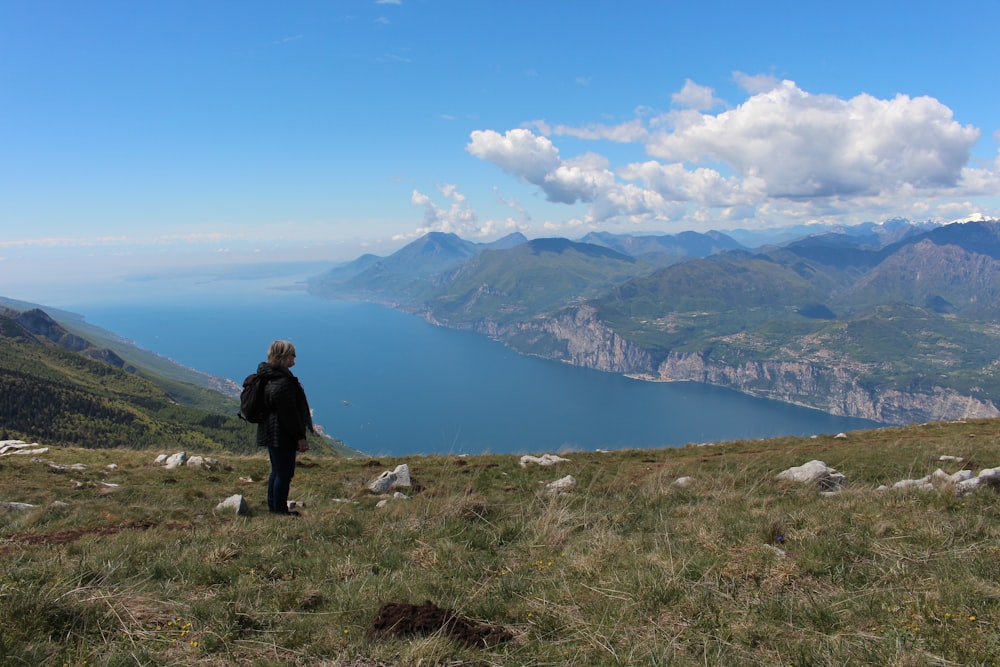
[255,340,314,515]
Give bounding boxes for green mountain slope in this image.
[0,307,357,456]
[426,238,650,324]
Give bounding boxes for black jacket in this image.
[254,362,314,449]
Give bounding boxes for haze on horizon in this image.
[2,1,999,306]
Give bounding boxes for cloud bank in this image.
[464,78,998,231]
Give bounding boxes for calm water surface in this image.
[78,286,880,456]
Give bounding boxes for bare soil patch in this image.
[368,600,513,648]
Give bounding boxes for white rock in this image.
[834,433,848,439]
[672,476,694,488]
[3,502,36,511]
[164,452,187,469]
[154,454,169,464]
[368,464,411,493]
[0,441,47,456]
[546,475,577,493]
[776,460,848,490]
[777,460,830,484]
[950,469,975,482]
[955,477,983,494]
[11,447,48,456]
[977,467,1000,480]
[891,476,933,491]
[390,464,411,487]
[931,468,952,483]
[955,467,1000,495]
[939,455,965,462]
[186,456,223,470]
[519,454,571,467]
[48,463,87,473]
[215,494,249,515]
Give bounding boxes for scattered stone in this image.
[954,467,1000,495]
[546,475,577,494]
[834,432,848,439]
[672,476,694,488]
[239,476,254,483]
[48,463,87,473]
[368,464,411,493]
[877,465,1000,495]
[6,446,48,456]
[106,464,119,470]
[163,452,187,469]
[186,455,225,470]
[215,494,249,516]
[939,455,965,463]
[762,544,787,558]
[776,460,848,492]
[3,501,37,512]
[519,454,571,467]
[0,440,49,456]
[287,500,306,510]
[376,492,410,508]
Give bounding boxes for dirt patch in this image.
[368,600,513,649]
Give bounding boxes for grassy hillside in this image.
[3,419,998,665]
[429,239,648,325]
[0,309,358,457]
[0,329,259,453]
[0,297,240,408]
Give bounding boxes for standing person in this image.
[256,340,314,516]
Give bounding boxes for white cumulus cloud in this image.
[466,78,994,229]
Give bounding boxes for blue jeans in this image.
[267,446,297,513]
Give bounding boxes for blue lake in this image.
[77,285,880,456]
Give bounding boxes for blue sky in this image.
[2,1,999,301]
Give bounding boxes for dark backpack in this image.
[238,373,270,423]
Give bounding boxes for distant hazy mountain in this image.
[579,230,744,267]
[308,231,528,300]
[305,218,1000,425]
[720,217,937,249]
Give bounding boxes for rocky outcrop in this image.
[657,352,1000,425]
[477,306,998,425]
[15,309,91,351]
[483,306,654,374]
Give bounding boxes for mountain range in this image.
[307,220,1000,425]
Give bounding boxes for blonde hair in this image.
[267,340,297,367]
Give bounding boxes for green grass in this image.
[3,419,1000,666]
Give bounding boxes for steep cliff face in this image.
[657,352,1000,425]
[532,306,653,373]
[476,305,999,426]
[474,306,654,374]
